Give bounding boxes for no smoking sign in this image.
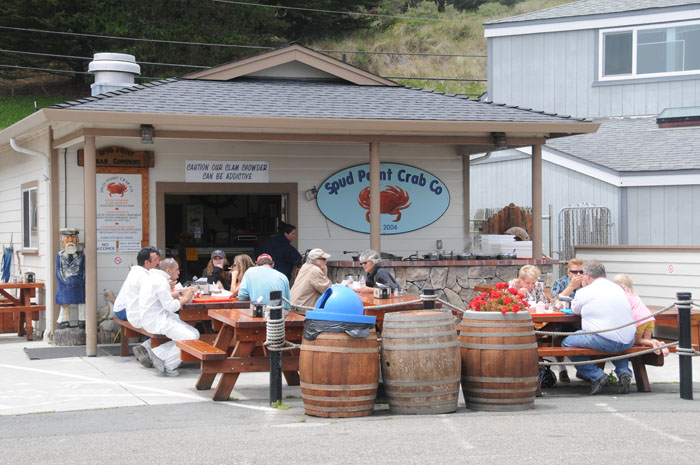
[114,256,123,265]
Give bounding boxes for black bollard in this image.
[269,290,283,405]
[423,288,435,310]
[676,292,693,400]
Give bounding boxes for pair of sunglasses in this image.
[569,270,584,275]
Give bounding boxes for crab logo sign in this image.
[316,163,450,234]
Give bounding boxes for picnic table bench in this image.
[179,307,304,401]
[0,282,46,340]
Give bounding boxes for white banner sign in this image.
[118,240,142,252]
[185,160,269,183]
[97,241,117,253]
[96,173,143,244]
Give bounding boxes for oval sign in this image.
[316,163,450,234]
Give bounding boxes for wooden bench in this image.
[113,318,219,362]
[176,339,227,361]
[537,345,665,392]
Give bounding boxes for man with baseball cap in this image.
[237,253,290,306]
[290,248,332,312]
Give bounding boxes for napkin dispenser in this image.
[250,302,266,318]
[373,286,391,299]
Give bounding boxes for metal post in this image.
[423,288,435,310]
[269,290,283,405]
[676,292,693,400]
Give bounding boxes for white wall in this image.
[576,247,700,307]
[60,138,465,300]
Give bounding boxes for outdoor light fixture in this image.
[140,124,155,144]
[492,132,507,149]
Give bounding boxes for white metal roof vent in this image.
[88,53,141,96]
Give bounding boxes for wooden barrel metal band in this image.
[381,330,458,339]
[466,397,535,404]
[459,322,533,328]
[305,404,373,413]
[459,342,538,350]
[459,331,535,337]
[300,345,379,353]
[383,341,460,351]
[383,377,461,386]
[463,375,539,383]
[301,393,377,402]
[300,381,378,390]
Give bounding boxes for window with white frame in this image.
[21,183,38,251]
[600,20,700,80]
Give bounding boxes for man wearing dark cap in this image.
[238,253,290,305]
[290,248,332,311]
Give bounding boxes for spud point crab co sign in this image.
[316,163,450,234]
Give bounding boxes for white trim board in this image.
[484,9,700,38]
[507,146,700,187]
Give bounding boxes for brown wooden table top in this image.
[0,282,45,290]
[208,307,305,329]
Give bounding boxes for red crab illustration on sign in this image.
[357,186,412,222]
[106,182,128,197]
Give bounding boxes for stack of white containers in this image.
[480,235,533,258]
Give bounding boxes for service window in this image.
[21,182,38,251]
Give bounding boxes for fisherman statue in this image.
[56,228,86,329]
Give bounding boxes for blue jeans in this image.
[562,330,633,381]
[114,309,127,320]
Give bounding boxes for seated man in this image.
[139,258,197,376]
[290,248,332,313]
[238,254,290,306]
[562,259,636,395]
[112,246,162,367]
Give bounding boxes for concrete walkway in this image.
[1,333,698,416]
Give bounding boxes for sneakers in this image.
[163,368,180,377]
[617,374,632,394]
[145,344,166,374]
[133,345,153,368]
[590,374,608,395]
[558,370,570,383]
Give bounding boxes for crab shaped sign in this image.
[316,163,450,234]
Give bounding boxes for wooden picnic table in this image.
[0,282,46,340]
[358,293,442,332]
[649,305,700,347]
[196,307,304,401]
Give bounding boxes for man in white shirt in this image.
[140,258,197,376]
[113,246,162,367]
[562,260,636,395]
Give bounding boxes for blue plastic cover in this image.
[305,285,376,324]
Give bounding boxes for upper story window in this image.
[21,182,38,252]
[600,20,700,81]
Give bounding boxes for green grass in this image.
[271,400,292,410]
[0,95,73,129]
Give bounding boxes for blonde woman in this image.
[230,254,254,296]
[613,274,669,356]
[508,265,546,303]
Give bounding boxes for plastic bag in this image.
[303,319,375,341]
[538,364,557,389]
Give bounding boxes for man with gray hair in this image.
[290,248,332,311]
[562,259,636,395]
[139,258,198,376]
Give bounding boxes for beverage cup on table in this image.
[535,302,546,313]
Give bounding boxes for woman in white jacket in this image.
[139,258,198,376]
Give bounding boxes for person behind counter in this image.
[290,248,332,312]
[203,249,231,290]
[230,253,254,296]
[358,249,399,293]
[257,223,302,282]
[508,265,546,303]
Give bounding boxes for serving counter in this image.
[328,258,557,312]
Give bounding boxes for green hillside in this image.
[0,0,574,129]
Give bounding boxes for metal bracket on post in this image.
[676,291,693,400]
[422,288,436,310]
[269,290,283,405]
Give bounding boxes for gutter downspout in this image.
[10,137,53,340]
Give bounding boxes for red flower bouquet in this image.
[467,282,529,314]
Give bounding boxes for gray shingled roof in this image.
[50,78,587,124]
[546,116,700,172]
[486,0,700,25]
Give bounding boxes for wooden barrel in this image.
[458,311,538,411]
[381,311,461,414]
[299,330,379,418]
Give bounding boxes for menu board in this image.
[96,173,143,247]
